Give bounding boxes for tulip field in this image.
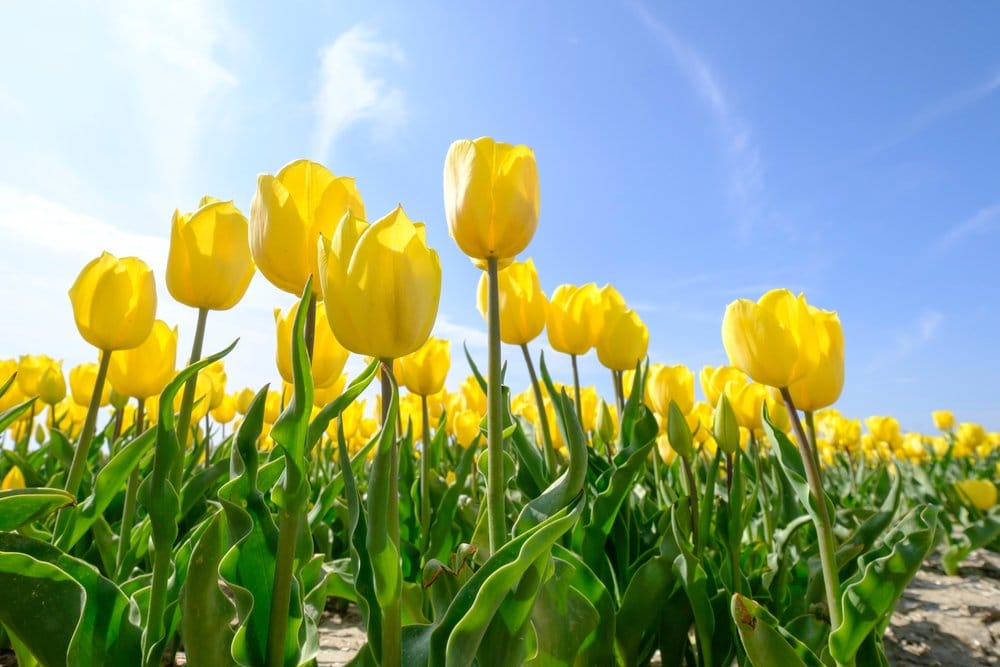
[1,139,999,667]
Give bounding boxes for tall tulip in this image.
[443,136,540,264]
[787,307,844,412]
[318,206,440,359]
[166,198,255,310]
[65,252,156,498]
[251,159,364,297]
[445,136,540,556]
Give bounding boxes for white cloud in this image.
[938,202,1000,249]
[314,25,407,159]
[433,316,488,350]
[101,0,239,198]
[629,2,763,233]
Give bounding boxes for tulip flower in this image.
[37,364,66,406]
[108,320,178,400]
[699,366,747,406]
[452,409,481,448]
[787,307,844,411]
[721,289,819,390]
[476,259,548,345]
[210,394,237,425]
[318,206,441,360]
[397,337,450,397]
[955,479,998,511]
[69,252,157,352]
[932,410,955,431]
[443,136,540,264]
[596,307,648,372]
[275,301,349,388]
[202,360,227,410]
[65,252,156,498]
[1,465,25,491]
[235,387,255,415]
[251,159,365,297]
[68,363,110,408]
[16,355,57,397]
[546,284,601,356]
[646,364,695,419]
[0,359,24,413]
[167,198,255,310]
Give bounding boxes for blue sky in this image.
[1,2,998,431]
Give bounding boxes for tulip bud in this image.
[37,364,66,405]
[250,160,365,296]
[713,394,739,455]
[318,206,441,360]
[68,252,157,351]
[167,199,255,310]
[666,400,693,459]
[444,137,540,264]
[596,399,616,444]
[1,465,25,490]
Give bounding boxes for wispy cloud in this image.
[866,70,1000,158]
[629,2,763,234]
[433,316,488,350]
[866,310,943,375]
[102,0,239,197]
[937,202,1000,249]
[314,25,407,160]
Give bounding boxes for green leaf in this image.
[181,510,236,667]
[0,532,142,667]
[616,552,677,665]
[732,594,823,667]
[0,488,75,531]
[427,441,480,563]
[307,358,380,452]
[830,505,940,664]
[942,510,1000,575]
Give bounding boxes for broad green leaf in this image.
[0,488,75,531]
[181,510,236,667]
[732,594,823,667]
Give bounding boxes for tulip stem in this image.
[681,455,700,555]
[804,410,821,472]
[570,354,583,426]
[420,393,432,552]
[485,257,506,553]
[174,307,209,486]
[749,432,774,545]
[116,398,144,580]
[63,348,111,498]
[780,387,841,633]
[521,343,556,474]
[379,360,401,666]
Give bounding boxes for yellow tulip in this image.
[865,416,902,448]
[452,409,482,447]
[16,355,58,397]
[656,433,677,465]
[699,365,747,406]
[309,374,344,409]
[646,363,695,418]
[235,387,255,415]
[318,206,441,359]
[476,258,548,345]
[955,422,986,458]
[264,390,282,424]
[787,307,844,411]
[68,362,111,407]
[397,337,450,397]
[167,198,255,310]
[2,465,25,490]
[275,301,350,389]
[932,410,954,431]
[597,307,648,371]
[202,361,227,410]
[591,285,627,348]
[955,479,997,511]
[721,288,820,389]
[69,252,156,351]
[211,394,237,424]
[546,283,601,355]
[443,136,540,263]
[459,376,487,416]
[250,159,365,296]
[107,321,178,400]
[37,364,66,405]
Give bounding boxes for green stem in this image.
[17,402,35,456]
[521,343,556,475]
[144,543,173,667]
[570,353,583,426]
[266,509,299,667]
[173,307,209,486]
[420,393,432,553]
[485,257,506,553]
[750,431,774,545]
[804,410,822,473]
[612,369,625,418]
[681,455,700,555]
[116,400,144,581]
[63,349,111,498]
[780,387,842,632]
[379,361,401,666]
